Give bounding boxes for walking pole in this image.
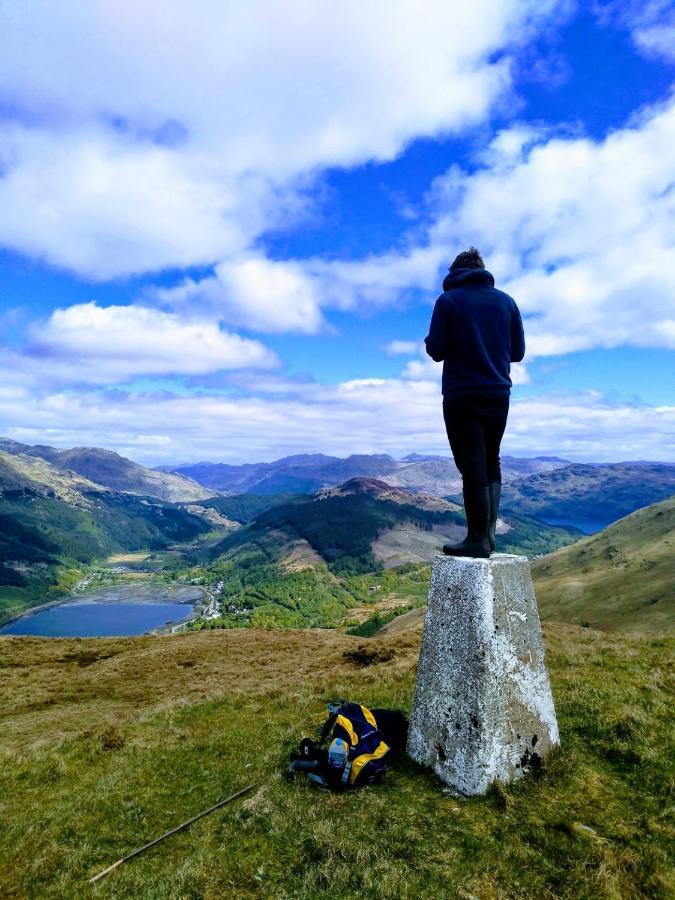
[88,783,257,884]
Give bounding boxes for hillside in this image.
[163,452,570,496]
[197,492,297,523]
[187,478,579,629]
[532,496,674,636]
[0,449,105,502]
[0,451,213,623]
[0,438,213,503]
[219,478,577,572]
[502,462,675,527]
[1,620,672,897]
[213,478,578,572]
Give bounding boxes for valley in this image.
[1,437,673,639]
[1,440,673,896]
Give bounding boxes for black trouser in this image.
[443,394,509,487]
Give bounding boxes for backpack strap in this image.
[318,711,337,746]
[308,772,329,788]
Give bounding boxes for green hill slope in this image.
[197,492,297,523]
[1,623,672,898]
[0,451,212,623]
[0,448,105,500]
[213,478,578,574]
[187,479,579,630]
[532,496,674,635]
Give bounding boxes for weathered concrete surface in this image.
[407,553,559,795]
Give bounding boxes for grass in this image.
[532,497,674,636]
[346,604,421,636]
[1,622,673,898]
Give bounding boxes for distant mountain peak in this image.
[316,476,460,512]
[325,476,396,496]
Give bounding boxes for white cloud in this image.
[385,340,420,355]
[441,96,675,358]
[634,24,675,62]
[401,351,530,385]
[0,0,569,278]
[154,257,325,334]
[0,377,671,465]
[0,125,269,279]
[242,93,675,356]
[25,303,277,383]
[156,244,443,328]
[594,1,675,63]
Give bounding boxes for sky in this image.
[0,0,674,465]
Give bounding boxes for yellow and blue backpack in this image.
[288,700,408,790]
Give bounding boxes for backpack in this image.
[288,700,408,790]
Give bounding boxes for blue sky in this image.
[0,1,673,464]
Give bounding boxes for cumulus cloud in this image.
[0,377,671,464]
[228,93,675,357]
[157,244,442,326]
[0,0,569,278]
[154,257,325,334]
[432,95,675,358]
[25,303,277,383]
[0,124,274,278]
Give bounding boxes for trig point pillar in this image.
[407,553,559,795]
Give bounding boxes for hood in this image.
[443,267,495,292]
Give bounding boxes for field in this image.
[1,620,673,898]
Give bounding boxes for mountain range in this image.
[166,451,675,529]
[0,443,576,626]
[161,452,569,496]
[1,436,673,630]
[0,438,212,503]
[501,462,675,525]
[4,437,672,530]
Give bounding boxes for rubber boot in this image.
[488,481,501,553]
[443,483,491,558]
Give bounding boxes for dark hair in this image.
[450,246,485,271]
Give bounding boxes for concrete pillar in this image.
[407,553,559,795]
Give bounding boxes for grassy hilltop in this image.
[1,621,672,898]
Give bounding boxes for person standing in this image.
[425,247,525,558]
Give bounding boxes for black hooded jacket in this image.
[424,267,525,398]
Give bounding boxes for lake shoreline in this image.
[0,583,207,637]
